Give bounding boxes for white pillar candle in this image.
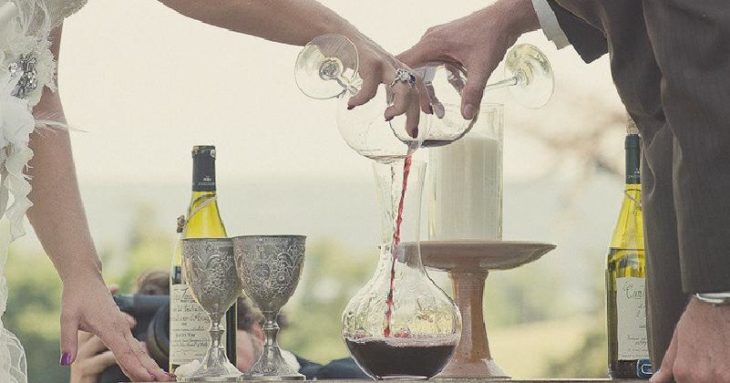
[428,104,503,241]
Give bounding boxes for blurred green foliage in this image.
[5,205,174,382]
[5,205,608,381]
[5,250,67,382]
[546,315,608,378]
[279,240,373,363]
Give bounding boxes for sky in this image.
[56,0,625,185]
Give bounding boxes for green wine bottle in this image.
[606,119,652,379]
[169,146,237,373]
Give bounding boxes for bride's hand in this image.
[345,36,428,137]
[59,274,171,381]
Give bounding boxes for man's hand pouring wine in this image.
[397,0,540,120]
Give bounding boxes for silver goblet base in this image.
[238,313,304,381]
[177,342,241,382]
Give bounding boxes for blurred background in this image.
[6,0,627,381]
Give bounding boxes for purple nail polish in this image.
[385,116,393,122]
[347,105,355,110]
[60,352,72,366]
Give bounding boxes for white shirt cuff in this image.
[531,0,570,49]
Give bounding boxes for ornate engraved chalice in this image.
[180,238,243,382]
[233,235,306,380]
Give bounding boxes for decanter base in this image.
[178,376,240,382]
[239,373,305,381]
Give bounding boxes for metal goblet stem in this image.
[180,238,242,382]
[233,235,306,381]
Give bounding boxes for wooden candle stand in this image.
[420,240,556,379]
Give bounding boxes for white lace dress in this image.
[0,0,86,381]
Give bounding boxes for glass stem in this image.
[339,73,362,96]
[484,75,520,91]
[320,59,361,96]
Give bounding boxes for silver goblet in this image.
[180,238,242,382]
[233,235,306,380]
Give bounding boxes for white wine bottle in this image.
[606,120,652,379]
[169,145,237,373]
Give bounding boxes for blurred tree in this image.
[5,200,612,380]
[545,313,608,378]
[484,262,567,328]
[107,204,175,291]
[5,250,66,382]
[544,255,608,379]
[279,240,373,364]
[5,204,173,382]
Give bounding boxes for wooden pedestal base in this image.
[420,241,556,380]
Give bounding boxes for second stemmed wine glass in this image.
[422,45,554,111]
[422,43,553,147]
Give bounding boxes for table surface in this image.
[135,379,646,382]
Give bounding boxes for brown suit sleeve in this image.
[546,0,608,63]
[642,0,730,293]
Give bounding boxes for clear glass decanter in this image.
[342,159,461,380]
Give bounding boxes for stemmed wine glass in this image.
[294,34,554,157]
[295,34,423,162]
[180,238,242,382]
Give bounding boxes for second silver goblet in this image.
[180,238,242,382]
[233,235,306,380]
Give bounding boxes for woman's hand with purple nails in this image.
[60,273,171,381]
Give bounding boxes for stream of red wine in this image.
[383,155,412,337]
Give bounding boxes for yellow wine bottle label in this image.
[616,277,648,360]
[169,284,226,364]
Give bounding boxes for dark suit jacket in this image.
[546,0,730,294]
[545,0,730,364]
[546,3,607,63]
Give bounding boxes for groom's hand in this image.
[650,298,730,383]
[397,0,540,120]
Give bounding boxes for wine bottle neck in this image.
[186,146,226,238]
[625,134,641,185]
[608,134,644,250]
[624,184,641,193]
[189,191,219,211]
[186,191,223,231]
[192,151,216,192]
[190,190,217,199]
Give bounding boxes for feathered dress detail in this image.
[0,1,87,381]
